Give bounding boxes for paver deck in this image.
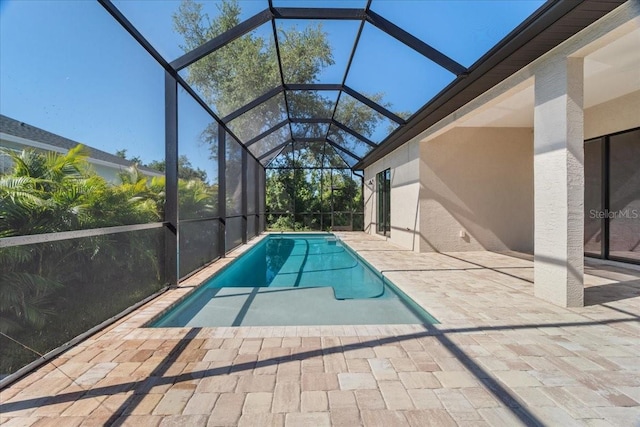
[1,232,639,426]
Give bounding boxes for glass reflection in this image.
[609,129,640,262]
[584,138,602,256]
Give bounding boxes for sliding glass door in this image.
[584,128,640,264]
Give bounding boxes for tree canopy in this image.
[172,0,390,165]
[147,156,209,183]
[172,0,375,230]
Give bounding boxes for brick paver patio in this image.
[1,232,639,426]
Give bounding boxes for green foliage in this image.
[174,0,281,118]
[179,178,217,219]
[171,0,369,232]
[0,146,160,237]
[267,215,296,231]
[172,0,387,155]
[265,165,362,231]
[0,145,218,374]
[0,256,62,334]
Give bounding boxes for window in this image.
[377,169,391,236]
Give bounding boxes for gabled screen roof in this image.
[112,0,547,169]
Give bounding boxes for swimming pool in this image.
[151,233,437,327]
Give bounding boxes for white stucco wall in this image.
[361,2,638,308]
[362,87,638,255]
[585,90,640,139]
[533,56,585,308]
[420,127,534,253]
[364,140,421,251]
[364,86,638,256]
[363,2,638,257]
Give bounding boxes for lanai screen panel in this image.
[226,133,244,250]
[288,91,339,119]
[105,0,549,174]
[178,21,280,118]
[276,19,360,85]
[370,0,546,68]
[227,93,288,143]
[292,141,326,168]
[291,123,330,139]
[249,124,291,160]
[0,0,599,379]
[327,125,374,159]
[334,92,402,144]
[268,142,294,168]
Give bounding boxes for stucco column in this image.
[533,56,584,307]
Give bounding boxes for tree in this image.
[147,156,208,183]
[172,0,378,229]
[115,148,142,166]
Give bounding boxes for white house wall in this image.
[364,140,421,251]
[362,1,639,307]
[584,90,640,140]
[419,127,534,253]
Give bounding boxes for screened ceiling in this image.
[110,0,545,170]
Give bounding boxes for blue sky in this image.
[0,0,544,172]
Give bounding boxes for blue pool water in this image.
[151,233,437,327]
[206,234,388,299]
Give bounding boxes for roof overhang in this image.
[355,0,627,170]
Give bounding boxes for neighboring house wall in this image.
[92,164,132,184]
[0,137,135,183]
[0,125,162,183]
[419,127,534,253]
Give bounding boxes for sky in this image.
[0,0,544,173]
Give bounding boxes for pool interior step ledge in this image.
[156,286,426,327]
